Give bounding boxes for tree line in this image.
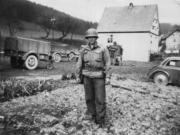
[0,0,98,39]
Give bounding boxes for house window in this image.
[107,35,113,43]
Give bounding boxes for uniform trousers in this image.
[83,76,106,124]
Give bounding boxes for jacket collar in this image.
[88,42,100,50]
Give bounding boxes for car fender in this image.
[52,52,64,58]
[52,51,61,56]
[22,52,38,60]
[148,69,170,81]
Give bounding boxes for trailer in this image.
[51,44,79,62]
[4,36,53,70]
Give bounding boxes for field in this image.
[1,59,180,135]
[1,23,180,135]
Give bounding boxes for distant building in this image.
[161,29,180,54]
[97,3,160,62]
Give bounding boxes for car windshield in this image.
[160,59,169,66]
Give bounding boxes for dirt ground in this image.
[1,59,180,135]
[0,57,77,80]
[0,57,155,81]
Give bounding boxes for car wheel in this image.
[53,53,62,63]
[25,55,38,70]
[68,52,76,61]
[153,73,168,86]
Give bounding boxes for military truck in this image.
[4,36,53,70]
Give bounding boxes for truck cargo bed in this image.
[4,37,51,55]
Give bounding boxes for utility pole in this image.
[50,17,56,40]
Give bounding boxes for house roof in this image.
[161,29,180,40]
[97,4,158,33]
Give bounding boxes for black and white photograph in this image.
[0,0,180,134]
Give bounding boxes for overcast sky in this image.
[29,0,180,24]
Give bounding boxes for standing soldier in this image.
[107,43,117,65]
[109,41,123,66]
[76,28,111,127]
[115,42,123,66]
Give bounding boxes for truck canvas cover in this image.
[4,37,51,55]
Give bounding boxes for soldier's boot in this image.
[83,111,96,121]
[95,118,105,128]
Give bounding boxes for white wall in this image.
[166,31,180,50]
[98,32,155,62]
[149,33,160,53]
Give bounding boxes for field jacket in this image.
[108,45,123,57]
[76,43,111,78]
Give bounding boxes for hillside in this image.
[160,23,180,34]
[0,0,97,39]
[0,19,85,54]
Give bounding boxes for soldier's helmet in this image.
[85,28,98,39]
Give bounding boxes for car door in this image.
[164,59,180,84]
[174,60,180,84]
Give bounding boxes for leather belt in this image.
[84,65,104,71]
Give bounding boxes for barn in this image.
[97,3,160,62]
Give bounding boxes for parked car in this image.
[147,57,180,86]
[4,36,53,70]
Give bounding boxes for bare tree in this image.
[70,21,78,40]
[38,16,52,39]
[56,16,73,40]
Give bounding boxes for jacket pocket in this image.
[94,52,103,62]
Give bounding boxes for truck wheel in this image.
[68,52,76,61]
[53,53,62,63]
[25,55,38,70]
[153,73,168,86]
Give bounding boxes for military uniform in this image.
[108,45,117,65]
[108,43,123,65]
[76,43,110,124]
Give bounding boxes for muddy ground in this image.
[0,57,155,81]
[0,59,180,135]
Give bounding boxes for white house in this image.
[161,29,180,54]
[97,3,160,62]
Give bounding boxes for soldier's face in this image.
[87,37,97,45]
